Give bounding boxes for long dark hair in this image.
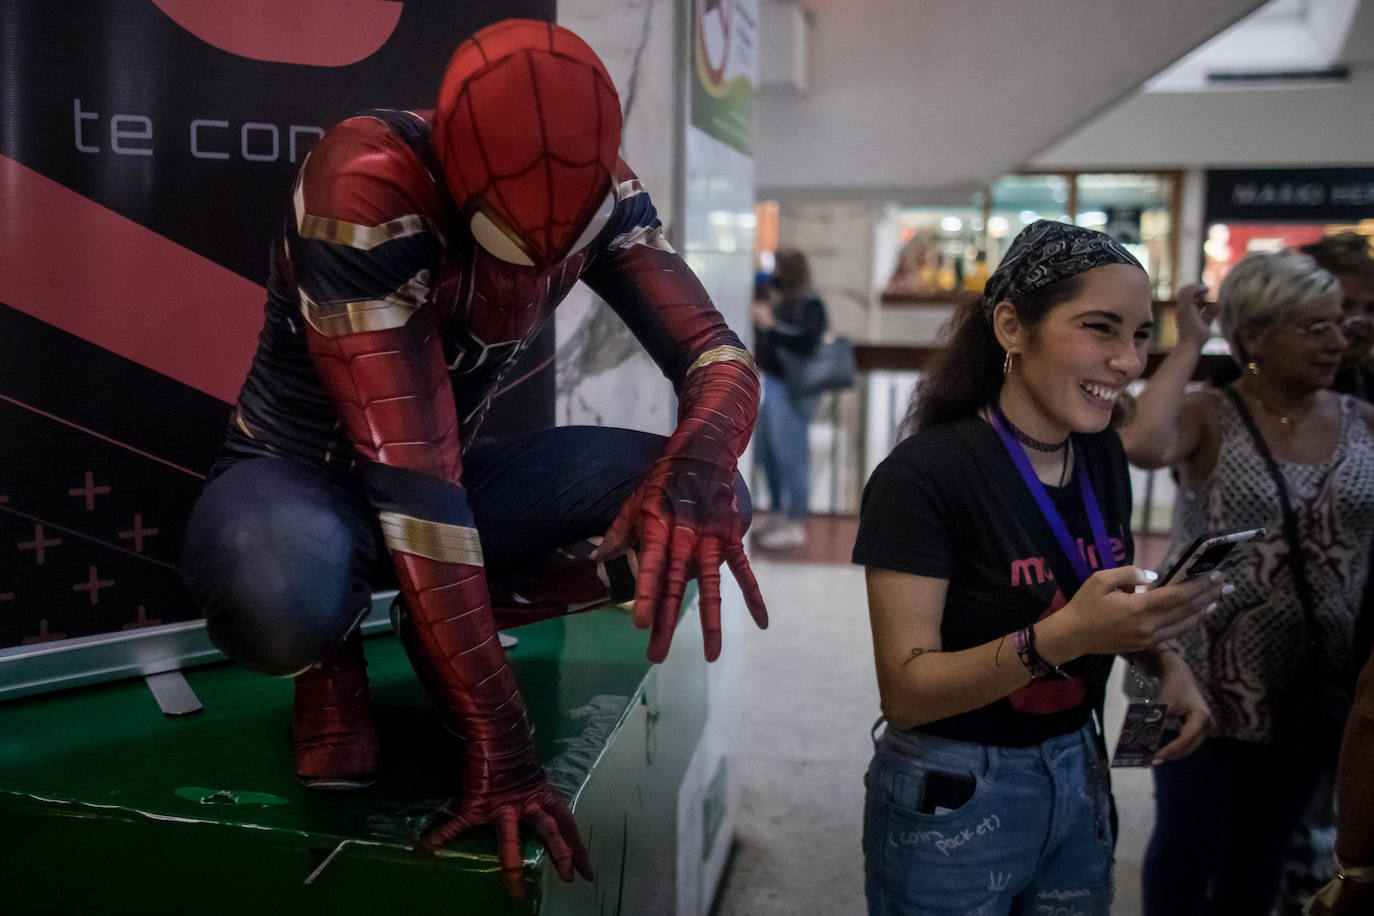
[901,275,1086,437]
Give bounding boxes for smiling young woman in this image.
[854,221,1221,916]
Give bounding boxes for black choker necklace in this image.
[991,400,1070,452]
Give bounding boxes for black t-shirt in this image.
[852,414,1134,747]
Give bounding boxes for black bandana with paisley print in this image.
[982,220,1143,321]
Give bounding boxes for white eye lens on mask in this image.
[470,210,536,266]
[569,191,616,256]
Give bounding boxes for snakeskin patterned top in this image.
[1165,392,1374,747]
[1167,390,1374,744]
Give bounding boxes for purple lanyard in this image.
[989,412,1116,586]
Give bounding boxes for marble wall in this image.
[557,0,679,434]
[680,2,761,907]
[554,6,761,915]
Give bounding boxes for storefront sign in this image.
[1206,168,1374,222]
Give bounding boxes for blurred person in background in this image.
[752,248,828,549]
[1120,251,1374,915]
[1301,232,1374,401]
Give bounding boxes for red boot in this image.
[291,631,379,790]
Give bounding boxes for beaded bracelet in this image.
[1012,626,1065,680]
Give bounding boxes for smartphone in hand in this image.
[1150,527,1265,589]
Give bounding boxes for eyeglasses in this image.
[1289,317,1367,341]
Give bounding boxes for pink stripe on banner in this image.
[148,0,403,68]
[0,393,206,480]
[0,154,264,403]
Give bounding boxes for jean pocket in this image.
[883,763,984,822]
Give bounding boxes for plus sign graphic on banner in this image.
[0,306,225,649]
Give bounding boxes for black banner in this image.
[0,302,226,647]
[1206,167,1374,223]
[3,0,549,282]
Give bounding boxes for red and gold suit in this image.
[182,20,765,886]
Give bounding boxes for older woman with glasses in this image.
[1120,250,1374,915]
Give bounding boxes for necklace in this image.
[1240,381,1313,427]
[990,399,1069,452]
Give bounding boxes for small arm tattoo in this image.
[901,647,939,668]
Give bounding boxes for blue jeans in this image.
[863,723,1115,916]
[756,371,818,519]
[1141,737,1322,916]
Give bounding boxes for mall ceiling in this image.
[754,0,1362,200]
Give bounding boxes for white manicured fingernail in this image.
[1205,601,1218,613]
[1221,584,1235,596]
[1209,571,1223,582]
[1141,570,1158,582]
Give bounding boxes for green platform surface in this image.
[0,594,708,915]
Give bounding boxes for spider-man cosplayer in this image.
[180,19,767,886]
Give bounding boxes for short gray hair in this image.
[1219,250,1340,364]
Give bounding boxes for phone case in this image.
[1153,527,1266,588]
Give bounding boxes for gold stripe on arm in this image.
[299,270,430,337]
[687,345,758,377]
[615,178,646,201]
[378,512,484,566]
[293,180,442,250]
[606,222,676,254]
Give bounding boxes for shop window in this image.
[878,171,1181,304]
[1073,172,1176,299]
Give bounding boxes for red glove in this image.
[593,350,768,662]
[394,554,593,888]
[308,311,593,888]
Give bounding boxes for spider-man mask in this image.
[435,19,622,270]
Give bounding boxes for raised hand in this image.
[1174,283,1220,348]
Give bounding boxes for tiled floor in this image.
[715,521,1175,915]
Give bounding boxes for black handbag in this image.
[775,334,856,397]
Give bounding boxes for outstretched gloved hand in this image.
[592,356,768,662]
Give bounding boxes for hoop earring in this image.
[1003,351,1014,376]
[1247,360,1260,376]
